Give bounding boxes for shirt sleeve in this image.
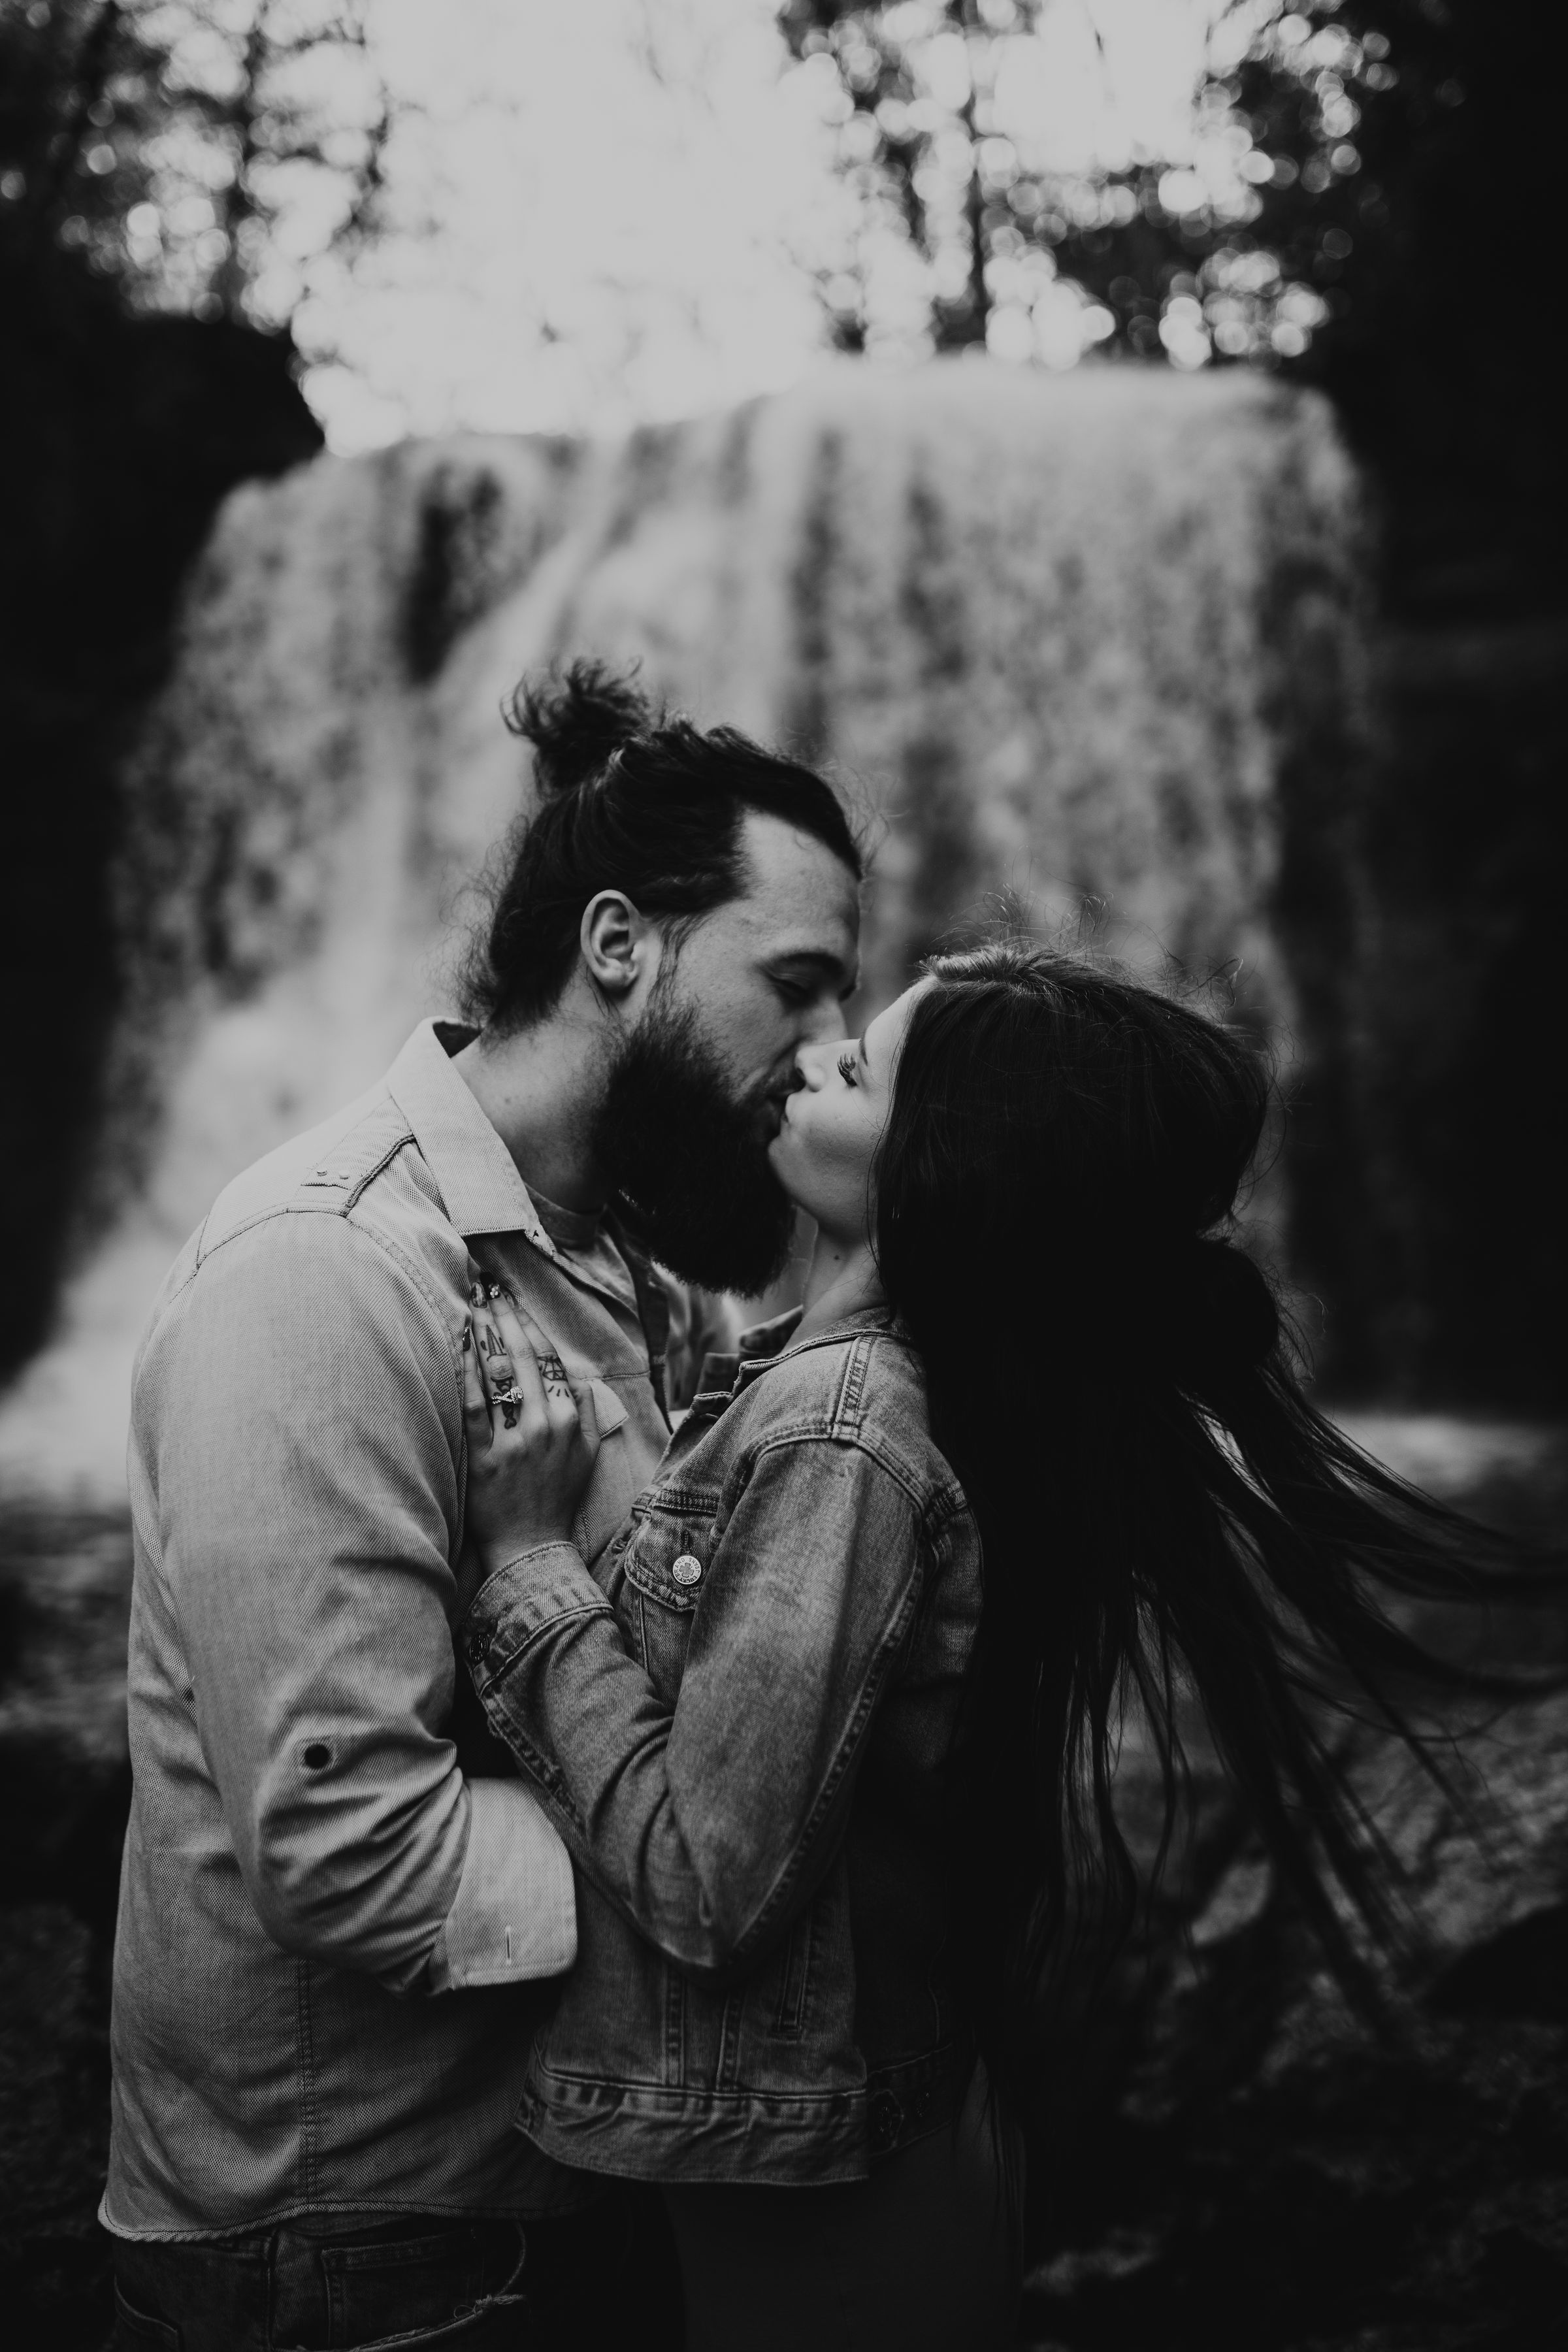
[145,1208,576,1993]
[463,1437,927,1980]
[423,1777,576,1989]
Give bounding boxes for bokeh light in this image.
[8,2,1390,448]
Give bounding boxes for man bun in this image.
[505,659,654,796]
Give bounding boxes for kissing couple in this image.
[105,662,1518,2349]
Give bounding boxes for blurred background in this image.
[2,3,1565,2345]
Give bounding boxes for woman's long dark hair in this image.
[872,939,1556,2121]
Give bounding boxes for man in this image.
[103,661,862,2349]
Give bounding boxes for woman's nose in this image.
[792,1041,831,1090]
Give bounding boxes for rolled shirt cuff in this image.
[424,1774,577,1991]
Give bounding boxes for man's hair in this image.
[460,660,862,1031]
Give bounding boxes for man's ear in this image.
[580,890,656,1002]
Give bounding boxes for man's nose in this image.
[798,992,849,1047]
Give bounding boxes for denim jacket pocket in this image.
[618,1490,721,1699]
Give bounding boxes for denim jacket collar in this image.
[742,1303,900,1379]
[693,1303,903,1419]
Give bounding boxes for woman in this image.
[457,941,1542,2349]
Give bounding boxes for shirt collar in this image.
[384,1019,558,1254]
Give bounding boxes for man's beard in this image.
[591,999,796,1296]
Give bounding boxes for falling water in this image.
[0,358,1367,1500]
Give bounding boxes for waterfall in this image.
[0,358,1367,1502]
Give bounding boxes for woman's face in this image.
[766,981,928,1243]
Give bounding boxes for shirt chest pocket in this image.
[615,1494,722,1703]
[573,1382,642,1569]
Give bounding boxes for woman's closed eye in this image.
[837,1048,858,1087]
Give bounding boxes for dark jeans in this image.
[109,2188,684,2352]
[663,2084,1020,2352]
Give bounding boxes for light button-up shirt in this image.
[103,1021,676,2236]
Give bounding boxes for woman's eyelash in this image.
[837,1049,858,1086]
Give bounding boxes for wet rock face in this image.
[1019,1469,1568,2352]
[0,1505,130,2349]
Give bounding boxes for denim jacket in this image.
[462,1307,983,2185]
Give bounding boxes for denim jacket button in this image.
[465,1630,487,1665]
[671,1554,703,1586]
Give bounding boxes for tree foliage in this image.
[777,1,1456,378]
[0,0,393,323]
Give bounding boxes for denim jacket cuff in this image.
[463,1543,612,1681]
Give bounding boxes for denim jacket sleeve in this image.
[462,1434,928,1980]
[142,1209,574,1992]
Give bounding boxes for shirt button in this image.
[465,1631,487,1665]
[671,1554,703,1587]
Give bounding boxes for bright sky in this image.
[297,0,1230,453]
